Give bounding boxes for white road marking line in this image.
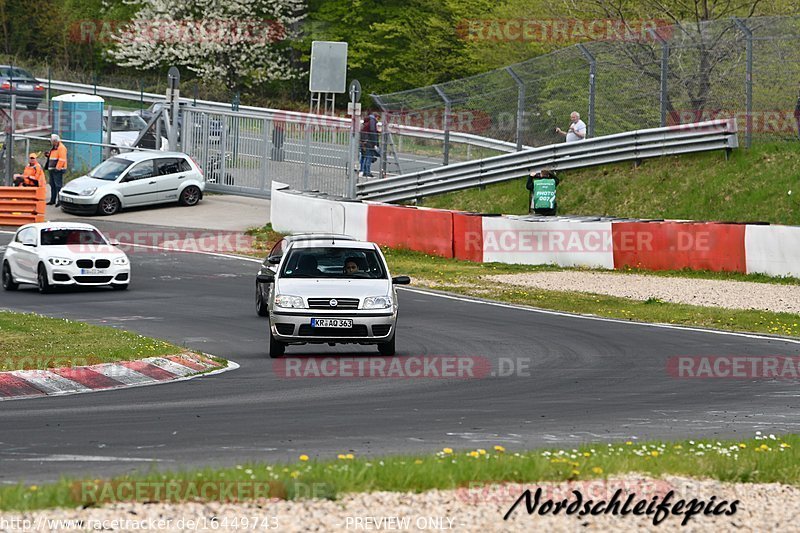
[9,370,90,394]
[18,454,165,462]
[92,364,155,385]
[398,287,800,345]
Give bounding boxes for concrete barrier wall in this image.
[270,181,368,240]
[482,217,615,269]
[745,224,800,278]
[269,186,800,278]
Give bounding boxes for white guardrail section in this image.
[357,119,739,203]
[41,79,521,154]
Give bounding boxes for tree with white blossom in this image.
[109,0,306,91]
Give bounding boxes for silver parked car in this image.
[256,235,410,358]
[59,151,205,216]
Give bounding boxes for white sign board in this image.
[309,41,348,93]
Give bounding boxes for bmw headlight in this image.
[79,187,97,196]
[274,294,305,309]
[363,296,393,309]
[47,257,73,266]
[113,256,129,265]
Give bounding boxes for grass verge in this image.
[0,311,184,371]
[422,143,800,225]
[0,433,796,510]
[244,225,800,337]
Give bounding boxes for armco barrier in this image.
[612,222,747,273]
[744,225,800,278]
[367,205,454,257]
[0,186,46,226]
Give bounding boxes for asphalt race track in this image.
[2,221,800,485]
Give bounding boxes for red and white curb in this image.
[0,353,237,401]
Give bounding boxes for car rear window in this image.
[0,67,34,79]
[280,247,386,279]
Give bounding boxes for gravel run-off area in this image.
[1,475,798,531]
[486,272,800,314]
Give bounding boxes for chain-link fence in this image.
[373,16,800,152]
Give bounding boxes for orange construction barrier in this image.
[0,186,46,226]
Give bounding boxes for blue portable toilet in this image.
[51,93,104,172]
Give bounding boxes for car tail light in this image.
[0,82,10,90]
[190,156,204,176]
[34,84,45,91]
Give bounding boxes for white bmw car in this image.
[2,222,131,293]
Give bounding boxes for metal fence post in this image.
[648,29,670,127]
[734,18,753,148]
[433,84,451,165]
[505,67,526,150]
[577,44,596,138]
[47,67,52,116]
[5,95,16,185]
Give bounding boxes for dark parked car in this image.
[0,66,44,110]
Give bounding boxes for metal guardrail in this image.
[357,119,739,203]
[41,78,521,154]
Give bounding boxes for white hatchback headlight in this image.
[274,294,305,309]
[363,296,393,309]
[113,256,129,265]
[47,257,73,266]
[79,187,97,196]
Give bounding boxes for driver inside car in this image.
[343,257,361,275]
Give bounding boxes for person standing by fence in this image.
[45,134,67,206]
[555,112,586,143]
[359,112,378,178]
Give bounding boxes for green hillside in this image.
[423,143,800,225]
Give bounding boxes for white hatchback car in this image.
[2,222,131,293]
[256,236,411,358]
[59,151,205,216]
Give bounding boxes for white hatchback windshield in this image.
[88,157,134,181]
[281,247,386,279]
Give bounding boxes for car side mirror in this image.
[108,239,120,246]
[392,276,411,285]
[22,241,36,247]
[256,273,275,284]
[267,256,281,265]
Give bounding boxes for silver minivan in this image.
[59,151,205,215]
[256,236,411,358]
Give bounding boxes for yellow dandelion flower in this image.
[592,467,603,475]
[650,451,659,457]
[442,448,453,454]
[494,445,506,453]
[299,454,309,462]
[414,459,423,465]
